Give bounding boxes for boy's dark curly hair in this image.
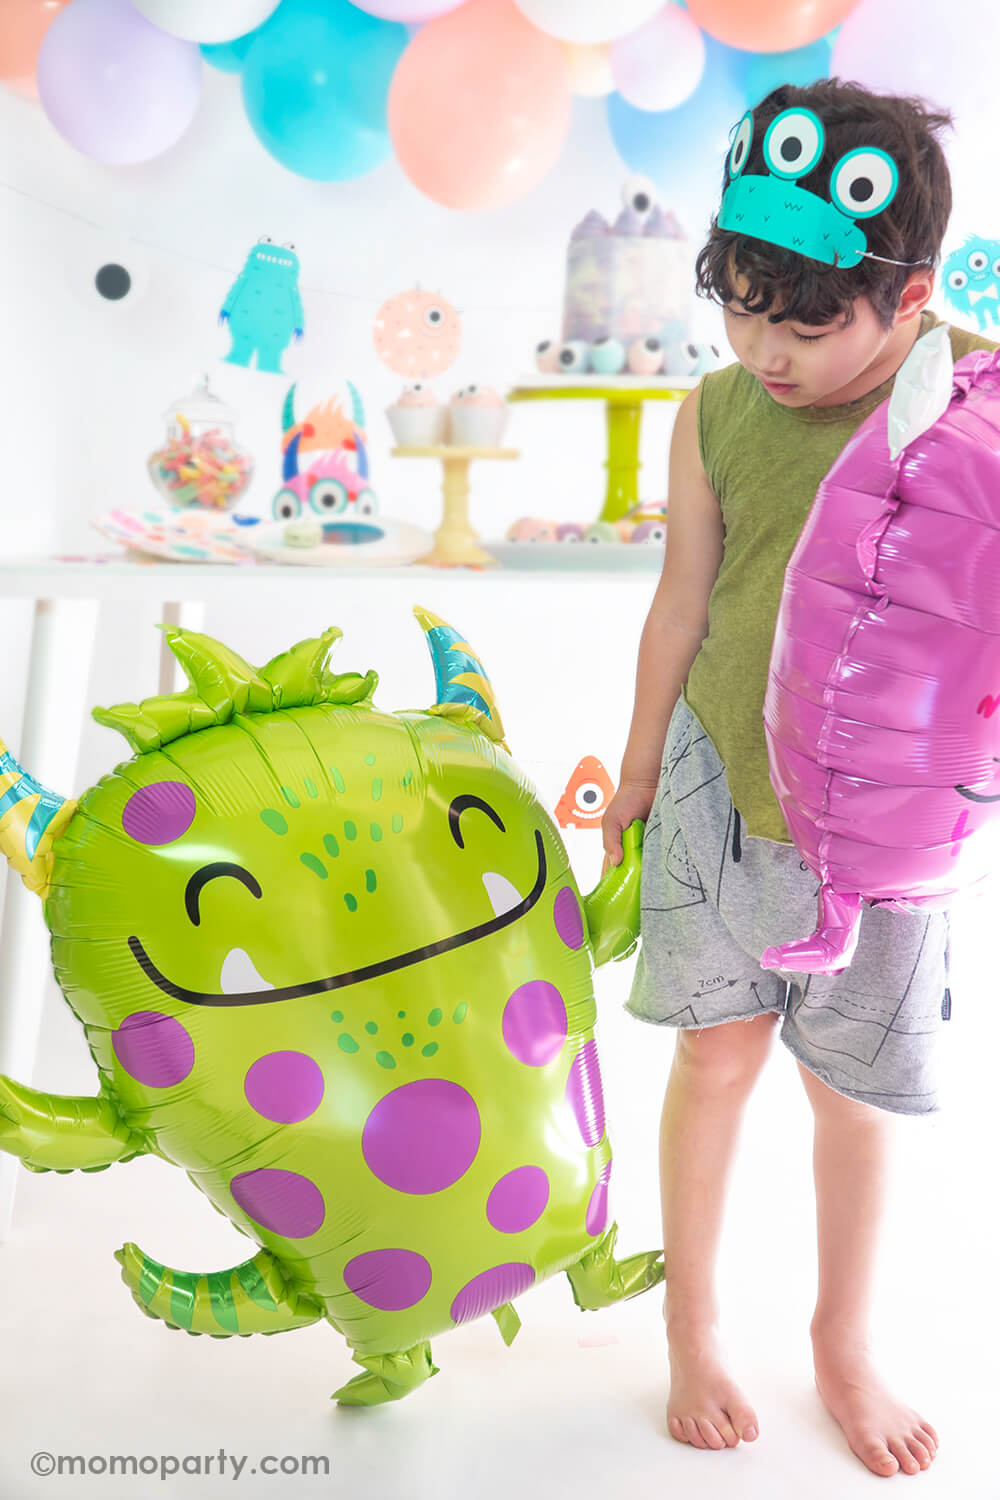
[695,78,953,329]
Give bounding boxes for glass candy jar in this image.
[147,376,253,510]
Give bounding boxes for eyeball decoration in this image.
[373,288,463,378]
[941,235,1000,334]
[558,341,591,374]
[630,520,667,544]
[556,523,586,542]
[622,174,657,222]
[505,518,558,542]
[584,521,620,544]
[626,338,663,376]
[535,340,562,373]
[718,106,902,271]
[589,337,626,376]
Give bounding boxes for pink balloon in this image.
[37,0,201,164]
[352,0,466,16]
[831,0,995,185]
[762,351,1000,974]
[388,0,571,211]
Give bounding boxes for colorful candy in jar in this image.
[147,377,254,511]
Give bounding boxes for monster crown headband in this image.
[717,106,925,270]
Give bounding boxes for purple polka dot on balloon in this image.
[122,781,196,845]
[230,1167,325,1239]
[566,1040,606,1147]
[554,887,584,949]
[487,1166,550,1234]
[112,1010,194,1088]
[450,1263,536,1325]
[344,1248,432,1312]
[363,1079,480,1195]
[586,1159,612,1238]
[502,981,568,1068]
[244,1051,324,1124]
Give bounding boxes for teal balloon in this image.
[743,39,832,108]
[607,35,752,231]
[241,0,408,181]
[201,35,255,73]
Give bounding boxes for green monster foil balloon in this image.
[0,609,658,1406]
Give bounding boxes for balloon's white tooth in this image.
[220,947,274,995]
[482,871,521,918]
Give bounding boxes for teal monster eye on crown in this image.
[717,107,917,271]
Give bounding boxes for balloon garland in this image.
[2,0,910,212]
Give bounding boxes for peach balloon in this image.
[0,0,68,96]
[388,0,572,211]
[563,41,613,98]
[685,0,857,52]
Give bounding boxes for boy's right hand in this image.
[602,779,658,870]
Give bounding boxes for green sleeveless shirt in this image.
[684,310,998,844]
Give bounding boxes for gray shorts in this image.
[627,697,951,1116]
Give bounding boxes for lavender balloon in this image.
[762,341,1000,974]
[37,0,201,165]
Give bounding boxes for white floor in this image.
[1,897,997,1500]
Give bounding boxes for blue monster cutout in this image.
[941,236,1000,333]
[220,237,304,374]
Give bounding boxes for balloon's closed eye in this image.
[185,863,262,927]
[448,795,506,849]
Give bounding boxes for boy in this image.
[603,79,997,1477]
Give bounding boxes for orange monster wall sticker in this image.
[555,756,616,830]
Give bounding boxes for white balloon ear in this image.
[886,323,954,461]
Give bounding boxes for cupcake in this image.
[385,382,447,447]
[448,384,508,447]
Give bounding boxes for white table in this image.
[0,553,661,1238]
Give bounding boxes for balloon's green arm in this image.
[0,1076,149,1173]
[582,819,644,969]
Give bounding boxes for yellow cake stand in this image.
[507,378,696,522]
[391,444,519,567]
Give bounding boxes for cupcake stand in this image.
[507,374,697,522]
[391,443,519,567]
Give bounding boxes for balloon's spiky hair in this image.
[93,626,378,756]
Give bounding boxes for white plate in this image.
[238,518,433,567]
[510,373,702,392]
[483,541,663,570]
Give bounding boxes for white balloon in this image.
[513,0,663,46]
[611,4,705,111]
[131,0,281,44]
[562,42,614,98]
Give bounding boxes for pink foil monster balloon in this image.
[761,345,1000,975]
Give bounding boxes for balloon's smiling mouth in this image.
[956,758,1000,803]
[128,831,547,1007]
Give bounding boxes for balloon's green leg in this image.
[332,1343,439,1407]
[115,1242,323,1337]
[565,1222,664,1312]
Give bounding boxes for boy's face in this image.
[721,268,933,409]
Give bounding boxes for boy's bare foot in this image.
[665,1318,759,1451]
[811,1327,939,1477]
